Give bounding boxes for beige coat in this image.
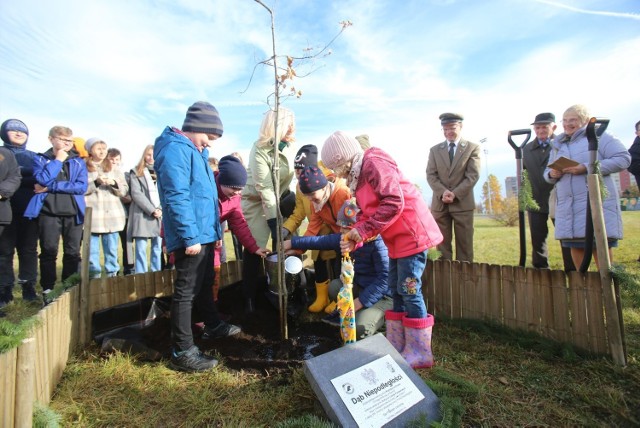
[426,139,481,212]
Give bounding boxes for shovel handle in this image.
[586,117,609,151]
[507,129,532,159]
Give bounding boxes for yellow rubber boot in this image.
[308,280,330,313]
[324,301,337,314]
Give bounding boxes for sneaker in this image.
[322,310,341,327]
[21,284,38,302]
[42,289,54,306]
[202,321,241,340]
[169,345,218,372]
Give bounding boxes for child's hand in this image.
[284,248,303,256]
[344,228,362,243]
[340,239,355,254]
[55,150,69,162]
[255,248,270,258]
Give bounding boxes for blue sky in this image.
[1,0,638,203]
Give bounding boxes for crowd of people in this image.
[0,102,635,372]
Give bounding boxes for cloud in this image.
[533,0,640,20]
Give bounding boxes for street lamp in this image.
[480,138,492,215]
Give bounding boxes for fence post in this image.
[79,207,92,346]
[15,338,35,428]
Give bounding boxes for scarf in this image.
[144,166,161,208]
[346,151,364,195]
[312,181,334,212]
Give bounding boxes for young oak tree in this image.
[251,0,351,339]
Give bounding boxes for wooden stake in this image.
[79,206,93,345]
[15,338,35,428]
[587,174,625,365]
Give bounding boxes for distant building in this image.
[505,176,518,198]
[618,169,637,193]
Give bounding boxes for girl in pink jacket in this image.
[321,131,443,369]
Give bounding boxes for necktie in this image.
[448,142,455,164]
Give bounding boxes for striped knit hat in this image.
[182,101,223,136]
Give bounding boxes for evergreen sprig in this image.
[519,170,540,212]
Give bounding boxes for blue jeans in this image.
[89,233,120,277]
[135,236,162,273]
[172,243,221,351]
[389,250,428,318]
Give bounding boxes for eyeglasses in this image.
[54,136,74,144]
[562,118,581,125]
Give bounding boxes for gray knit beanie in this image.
[182,101,224,136]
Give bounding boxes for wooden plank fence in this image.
[1,258,625,426]
[426,260,623,357]
[0,260,242,428]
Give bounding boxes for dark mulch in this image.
[95,271,343,375]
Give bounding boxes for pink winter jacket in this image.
[352,148,443,259]
[216,175,260,255]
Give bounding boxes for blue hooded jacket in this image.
[154,126,221,253]
[2,126,38,215]
[24,148,88,224]
[291,233,391,308]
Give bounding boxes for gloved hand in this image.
[267,218,279,252]
[281,227,291,240]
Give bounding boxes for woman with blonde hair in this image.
[84,138,128,278]
[545,104,630,268]
[127,144,163,273]
[240,107,297,314]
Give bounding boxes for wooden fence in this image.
[425,260,624,357]
[1,258,624,426]
[0,261,242,428]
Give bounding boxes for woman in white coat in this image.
[545,104,630,268]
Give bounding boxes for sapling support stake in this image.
[583,117,625,366]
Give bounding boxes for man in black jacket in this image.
[523,112,575,271]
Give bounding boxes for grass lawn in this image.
[7,212,640,426]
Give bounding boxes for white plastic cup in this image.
[284,256,303,275]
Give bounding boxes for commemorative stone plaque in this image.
[304,333,441,427]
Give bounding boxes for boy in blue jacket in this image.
[154,101,241,373]
[283,198,392,339]
[25,126,87,293]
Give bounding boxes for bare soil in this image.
[97,272,343,375]
[200,275,342,374]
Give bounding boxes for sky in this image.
[1,0,639,203]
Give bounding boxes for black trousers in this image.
[242,249,262,299]
[529,211,576,272]
[38,214,83,290]
[171,243,221,351]
[0,215,39,289]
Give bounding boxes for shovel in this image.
[579,117,609,272]
[507,129,532,267]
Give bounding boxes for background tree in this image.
[482,174,504,214]
[623,184,640,198]
[492,196,519,226]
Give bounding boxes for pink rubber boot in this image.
[384,310,407,352]
[400,314,435,369]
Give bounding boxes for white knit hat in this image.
[321,131,363,170]
[84,137,106,154]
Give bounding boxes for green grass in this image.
[6,212,640,426]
